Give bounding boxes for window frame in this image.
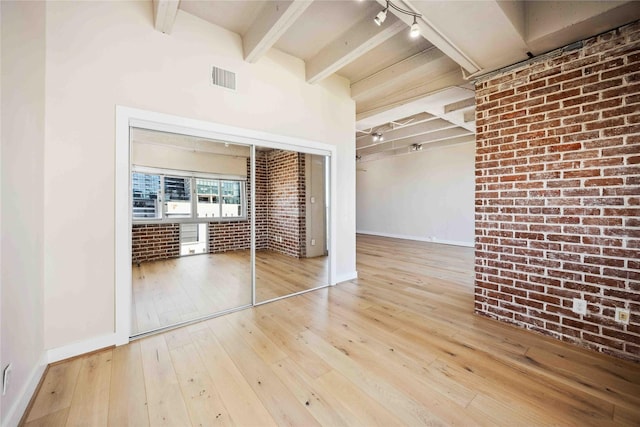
[131,165,247,224]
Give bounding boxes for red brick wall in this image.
[266,150,306,258]
[132,223,180,263]
[133,152,307,258]
[255,151,269,250]
[208,158,252,254]
[209,221,250,253]
[475,21,640,362]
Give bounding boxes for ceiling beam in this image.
[243,0,313,63]
[463,110,476,123]
[357,128,472,156]
[356,118,454,149]
[306,16,405,84]
[443,97,475,114]
[358,135,475,162]
[374,0,481,74]
[153,0,179,34]
[356,112,434,134]
[356,68,466,119]
[351,47,449,101]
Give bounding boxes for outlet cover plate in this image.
[615,307,630,325]
[572,298,587,315]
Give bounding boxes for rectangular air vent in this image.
[211,66,236,90]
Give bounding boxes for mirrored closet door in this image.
[130,128,252,336]
[254,149,330,303]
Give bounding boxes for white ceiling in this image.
[155,0,640,162]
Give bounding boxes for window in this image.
[196,178,219,218]
[132,169,246,222]
[221,180,242,218]
[164,176,192,218]
[132,173,161,219]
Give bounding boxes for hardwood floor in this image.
[24,235,640,426]
[132,250,328,335]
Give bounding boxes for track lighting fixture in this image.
[410,16,420,38]
[374,8,387,26]
[374,1,421,38]
[372,132,384,142]
[410,143,423,152]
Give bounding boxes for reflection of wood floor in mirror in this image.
[132,250,329,335]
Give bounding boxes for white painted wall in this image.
[356,142,474,247]
[43,1,355,351]
[132,142,248,177]
[1,2,47,426]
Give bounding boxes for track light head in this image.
[372,132,384,142]
[410,16,420,38]
[373,1,422,40]
[374,9,387,26]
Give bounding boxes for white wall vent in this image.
[211,66,236,90]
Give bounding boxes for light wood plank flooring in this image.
[132,250,328,335]
[25,235,640,426]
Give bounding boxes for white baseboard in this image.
[356,230,474,248]
[47,333,118,364]
[2,353,47,427]
[335,271,358,284]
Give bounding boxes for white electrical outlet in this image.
[2,363,12,396]
[572,298,587,315]
[311,239,316,246]
[615,307,630,325]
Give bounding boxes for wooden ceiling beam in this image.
[306,15,405,84]
[243,0,313,63]
[374,0,481,74]
[357,128,471,156]
[153,0,180,34]
[356,68,466,119]
[463,110,476,123]
[444,97,475,113]
[356,118,455,149]
[358,135,474,162]
[351,47,448,101]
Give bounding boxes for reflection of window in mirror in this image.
[164,176,192,218]
[130,171,247,222]
[132,172,161,219]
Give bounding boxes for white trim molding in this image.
[1,354,47,427]
[356,230,474,248]
[335,271,358,284]
[47,333,118,364]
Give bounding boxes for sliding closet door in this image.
[130,128,252,337]
[254,149,330,303]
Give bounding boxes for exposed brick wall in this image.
[134,152,307,258]
[209,221,250,253]
[475,21,640,362]
[267,150,306,258]
[132,223,180,263]
[209,158,252,253]
[255,151,269,250]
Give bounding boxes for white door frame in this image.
[115,106,338,345]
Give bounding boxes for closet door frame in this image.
[115,106,337,345]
